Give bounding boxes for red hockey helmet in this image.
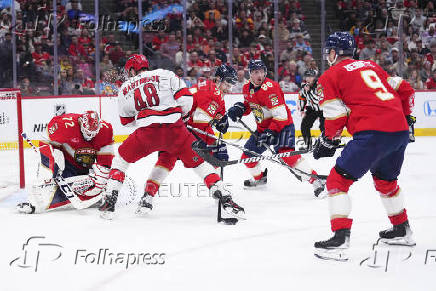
[79,110,101,141]
[124,54,149,74]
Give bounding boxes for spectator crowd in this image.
[7,0,436,95]
[336,0,436,89]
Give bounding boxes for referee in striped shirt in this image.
[298,69,325,150]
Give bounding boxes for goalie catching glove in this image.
[313,135,341,159]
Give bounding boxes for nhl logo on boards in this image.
[55,104,66,116]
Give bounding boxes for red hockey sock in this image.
[145,180,160,197]
[389,209,408,225]
[331,217,353,232]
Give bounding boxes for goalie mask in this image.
[79,111,101,141]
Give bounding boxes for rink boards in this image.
[1,92,435,149]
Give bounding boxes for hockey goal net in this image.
[0,88,25,191]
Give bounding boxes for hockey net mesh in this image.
[0,88,22,191]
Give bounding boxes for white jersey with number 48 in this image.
[117,69,186,128]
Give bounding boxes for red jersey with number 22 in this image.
[318,59,410,139]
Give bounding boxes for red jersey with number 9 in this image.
[318,59,410,139]
[117,69,186,128]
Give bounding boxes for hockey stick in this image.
[236,119,327,180]
[187,126,308,167]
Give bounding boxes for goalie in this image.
[17,111,114,214]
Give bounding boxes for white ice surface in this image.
[0,137,435,291]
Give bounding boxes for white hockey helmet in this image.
[79,110,101,141]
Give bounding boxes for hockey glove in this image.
[313,135,340,160]
[227,102,246,122]
[257,129,278,147]
[212,143,229,161]
[406,115,416,143]
[212,115,229,134]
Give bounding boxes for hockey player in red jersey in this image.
[143,64,235,198]
[99,54,244,220]
[226,59,325,197]
[313,32,415,261]
[17,111,114,213]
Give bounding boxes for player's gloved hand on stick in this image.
[313,135,341,160]
[406,115,416,126]
[227,102,245,122]
[212,143,229,161]
[257,129,278,147]
[212,115,229,134]
[406,115,416,143]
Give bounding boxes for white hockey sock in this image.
[380,188,405,216]
[293,157,313,182]
[193,161,218,180]
[247,163,262,179]
[329,192,352,218]
[147,166,170,185]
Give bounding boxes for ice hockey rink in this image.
[0,136,435,291]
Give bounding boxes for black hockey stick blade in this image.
[217,200,238,225]
[192,140,228,168]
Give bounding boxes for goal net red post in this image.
[0,88,25,189]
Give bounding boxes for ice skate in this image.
[244,169,267,188]
[312,179,326,198]
[378,220,416,246]
[135,192,154,216]
[314,229,350,262]
[99,190,118,220]
[211,185,245,219]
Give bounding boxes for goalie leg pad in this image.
[39,142,64,176]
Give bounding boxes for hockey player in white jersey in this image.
[99,54,244,221]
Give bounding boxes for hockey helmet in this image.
[79,110,101,141]
[124,54,149,73]
[215,64,237,84]
[324,31,356,57]
[248,59,267,74]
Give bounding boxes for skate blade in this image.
[377,237,416,247]
[223,208,246,220]
[135,207,152,216]
[314,190,328,199]
[314,248,349,262]
[218,217,239,225]
[243,184,267,190]
[99,210,115,220]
